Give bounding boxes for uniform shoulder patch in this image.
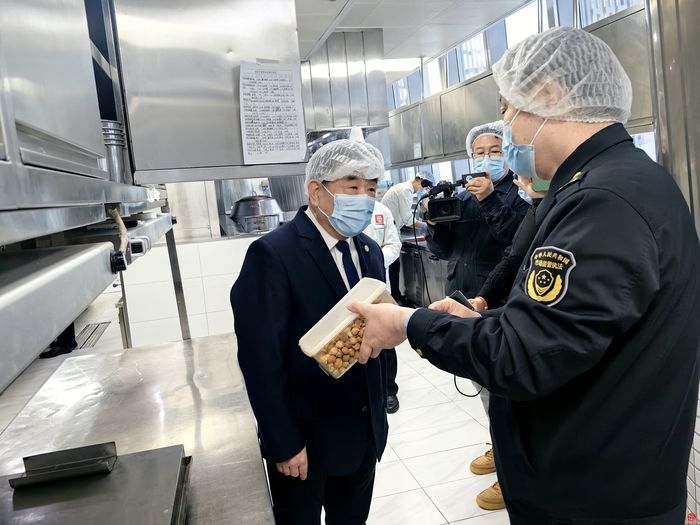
[526,246,576,307]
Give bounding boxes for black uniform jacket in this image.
[426,173,528,296]
[478,200,541,308]
[407,124,700,523]
[231,208,388,476]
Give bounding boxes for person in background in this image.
[364,197,403,413]
[381,174,428,302]
[426,121,528,298]
[422,123,526,510]
[463,175,546,511]
[350,27,700,524]
[231,140,389,525]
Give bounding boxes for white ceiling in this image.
[296,0,353,59]
[296,0,532,81]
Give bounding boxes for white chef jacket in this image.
[380,180,415,230]
[363,200,402,292]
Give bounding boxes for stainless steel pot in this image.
[230,195,283,233]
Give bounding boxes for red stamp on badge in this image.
[687,512,697,525]
[375,214,384,225]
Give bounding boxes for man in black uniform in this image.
[350,27,700,524]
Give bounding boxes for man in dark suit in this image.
[231,140,389,525]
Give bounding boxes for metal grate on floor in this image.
[76,322,111,349]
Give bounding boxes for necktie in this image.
[335,240,360,289]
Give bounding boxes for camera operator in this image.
[425,121,528,296]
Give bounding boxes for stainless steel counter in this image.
[0,334,274,525]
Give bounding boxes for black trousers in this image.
[389,259,401,302]
[266,444,377,525]
[385,348,398,396]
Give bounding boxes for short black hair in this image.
[421,179,433,188]
[414,175,423,181]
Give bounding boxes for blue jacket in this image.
[231,208,389,476]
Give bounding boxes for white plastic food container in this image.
[299,278,394,379]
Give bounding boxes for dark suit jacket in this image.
[231,207,389,476]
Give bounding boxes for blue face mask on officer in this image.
[318,184,375,238]
[503,110,549,190]
[473,155,506,183]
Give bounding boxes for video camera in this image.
[424,172,486,223]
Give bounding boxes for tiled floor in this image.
[369,342,510,525]
[0,286,510,524]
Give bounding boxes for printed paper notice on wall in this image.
[240,61,307,165]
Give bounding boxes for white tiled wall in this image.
[688,398,700,519]
[122,236,258,347]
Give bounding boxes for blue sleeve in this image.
[231,239,305,463]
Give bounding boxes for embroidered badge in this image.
[526,246,576,306]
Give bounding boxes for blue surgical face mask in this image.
[472,155,506,183]
[518,188,534,205]
[318,184,375,238]
[503,110,549,189]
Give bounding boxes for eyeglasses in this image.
[472,153,503,160]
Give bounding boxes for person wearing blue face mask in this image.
[426,120,529,300]
[347,27,700,525]
[231,139,391,525]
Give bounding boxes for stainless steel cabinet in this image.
[441,74,500,155]
[389,105,422,163]
[0,0,107,178]
[400,246,424,306]
[421,96,443,158]
[400,244,448,306]
[422,251,447,304]
[590,9,652,124]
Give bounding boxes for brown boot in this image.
[476,481,505,511]
[469,448,496,475]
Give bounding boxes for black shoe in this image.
[386,395,400,414]
[40,343,77,359]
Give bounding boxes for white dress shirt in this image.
[380,180,415,230]
[305,208,362,291]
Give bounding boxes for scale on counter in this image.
[0,442,191,524]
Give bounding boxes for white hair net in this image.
[465,120,504,156]
[305,139,385,185]
[492,27,633,123]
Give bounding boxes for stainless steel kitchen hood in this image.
[302,30,389,133]
[112,0,304,184]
